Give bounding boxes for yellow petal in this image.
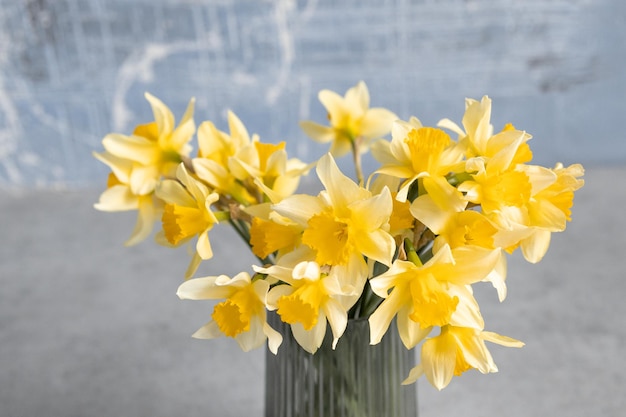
[156,178,196,207]
[227,110,252,146]
[94,185,138,212]
[481,331,524,348]
[520,229,552,263]
[129,165,159,195]
[421,333,456,390]
[263,322,283,354]
[346,80,369,111]
[402,363,424,385]
[191,320,222,339]
[196,230,214,260]
[102,133,159,165]
[360,107,397,139]
[356,228,395,267]
[422,175,467,213]
[316,153,370,209]
[235,315,267,352]
[92,151,133,183]
[124,195,157,246]
[177,276,228,300]
[368,290,404,345]
[299,121,334,143]
[397,305,432,349]
[290,317,326,354]
[169,98,196,150]
[321,299,348,349]
[318,89,346,120]
[410,194,450,234]
[273,194,324,227]
[145,92,174,135]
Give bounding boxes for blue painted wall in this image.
[1,0,624,188]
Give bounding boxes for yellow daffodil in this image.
[402,325,524,389]
[504,163,585,263]
[438,96,532,165]
[177,272,282,354]
[374,119,465,205]
[459,130,537,216]
[273,153,396,291]
[155,164,220,279]
[300,81,397,157]
[101,93,195,195]
[256,261,355,353]
[369,244,499,349]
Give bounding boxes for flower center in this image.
[481,170,531,211]
[409,274,459,329]
[211,287,259,337]
[254,141,285,172]
[302,209,352,266]
[162,203,210,245]
[446,211,497,249]
[276,281,328,330]
[405,127,451,173]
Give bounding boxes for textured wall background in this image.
[0,0,624,188]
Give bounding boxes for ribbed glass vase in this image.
[265,312,418,417]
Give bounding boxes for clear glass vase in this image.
[265,312,418,417]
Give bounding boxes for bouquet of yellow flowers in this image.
[94,81,583,390]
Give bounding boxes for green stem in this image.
[351,136,364,187]
[404,238,423,267]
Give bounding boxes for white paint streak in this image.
[112,44,171,132]
[0,5,24,184]
[265,0,295,104]
[112,39,220,132]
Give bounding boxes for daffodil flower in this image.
[402,325,524,389]
[496,162,585,263]
[256,261,356,353]
[155,164,220,279]
[369,244,499,349]
[438,96,532,165]
[373,119,466,205]
[300,81,397,157]
[177,272,282,354]
[273,153,396,292]
[101,93,195,195]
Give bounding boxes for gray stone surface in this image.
[1,0,625,188]
[1,165,624,416]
